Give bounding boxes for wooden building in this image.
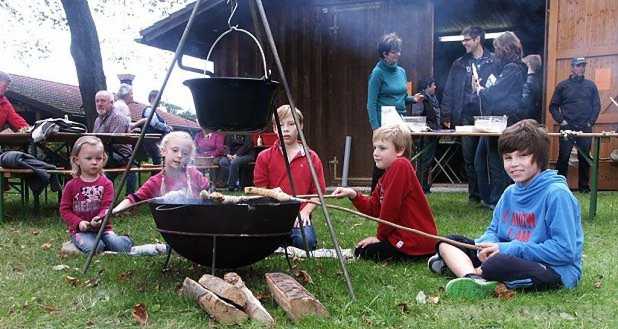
[139,0,618,188]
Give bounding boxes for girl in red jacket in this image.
[114,131,209,212]
[332,124,438,261]
[60,136,133,254]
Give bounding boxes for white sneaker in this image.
[427,253,446,275]
[129,243,169,256]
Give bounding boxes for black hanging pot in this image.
[183,26,279,131]
[149,198,299,268]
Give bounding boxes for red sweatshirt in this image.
[128,166,209,202]
[59,175,114,235]
[352,157,438,256]
[253,141,326,210]
[0,96,29,131]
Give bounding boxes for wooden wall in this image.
[545,0,618,189]
[213,0,434,184]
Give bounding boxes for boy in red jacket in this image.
[333,124,438,261]
[253,105,326,250]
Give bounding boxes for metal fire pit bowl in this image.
[149,198,299,269]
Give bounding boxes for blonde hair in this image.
[273,105,304,126]
[159,131,196,159]
[523,54,542,72]
[372,123,410,152]
[70,136,107,177]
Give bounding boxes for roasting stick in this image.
[245,187,481,251]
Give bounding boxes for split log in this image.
[265,272,329,322]
[181,277,248,325]
[198,274,246,307]
[224,272,275,327]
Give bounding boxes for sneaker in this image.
[427,253,446,275]
[445,277,498,299]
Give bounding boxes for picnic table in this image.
[0,132,162,221]
[409,130,618,219]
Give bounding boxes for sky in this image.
[0,0,212,113]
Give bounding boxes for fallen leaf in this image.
[53,264,70,271]
[41,242,52,251]
[64,275,80,287]
[85,320,95,327]
[594,281,602,288]
[83,278,99,288]
[254,291,270,301]
[415,291,427,304]
[427,295,440,304]
[593,274,603,288]
[351,223,363,229]
[117,271,133,283]
[132,303,149,326]
[31,230,40,235]
[42,304,58,313]
[293,270,313,285]
[397,302,409,313]
[495,283,515,300]
[559,312,576,321]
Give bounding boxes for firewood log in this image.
[198,274,246,307]
[265,272,329,322]
[224,272,275,327]
[181,277,248,325]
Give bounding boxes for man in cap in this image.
[549,57,601,193]
[0,71,30,132]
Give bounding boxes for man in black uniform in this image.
[549,57,601,193]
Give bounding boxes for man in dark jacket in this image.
[549,57,601,193]
[441,26,499,203]
[522,55,543,122]
[412,78,441,193]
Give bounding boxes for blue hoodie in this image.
[476,170,583,288]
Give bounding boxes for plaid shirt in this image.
[93,110,132,160]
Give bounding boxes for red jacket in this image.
[352,157,438,256]
[253,141,326,210]
[0,96,29,131]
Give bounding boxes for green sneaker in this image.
[445,277,498,299]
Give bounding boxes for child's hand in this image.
[477,243,500,262]
[356,236,380,249]
[90,216,102,229]
[331,187,357,199]
[78,220,91,232]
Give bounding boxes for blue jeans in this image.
[556,126,592,190]
[475,137,511,205]
[71,231,133,254]
[290,225,317,250]
[460,116,480,201]
[415,137,438,193]
[107,172,137,195]
[220,154,255,188]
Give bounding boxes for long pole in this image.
[82,0,204,273]
[253,0,356,300]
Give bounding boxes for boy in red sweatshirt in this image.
[333,124,438,260]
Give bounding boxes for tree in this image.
[60,0,106,130]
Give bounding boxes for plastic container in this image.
[474,115,508,133]
[403,116,428,132]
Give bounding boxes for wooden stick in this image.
[245,187,480,251]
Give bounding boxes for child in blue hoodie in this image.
[428,119,583,298]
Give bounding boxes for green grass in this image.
[1,191,617,328]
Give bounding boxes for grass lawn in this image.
[1,190,617,328]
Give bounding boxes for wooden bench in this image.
[0,166,164,222]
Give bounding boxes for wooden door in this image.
[545,0,618,189]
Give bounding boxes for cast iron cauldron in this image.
[182,26,279,131]
[149,198,299,268]
[184,77,279,131]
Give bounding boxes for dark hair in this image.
[417,78,436,91]
[462,26,485,43]
[493,31,523,64]
[378,33,402,59]
[498,119,549,169]
[148,90,159,103]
